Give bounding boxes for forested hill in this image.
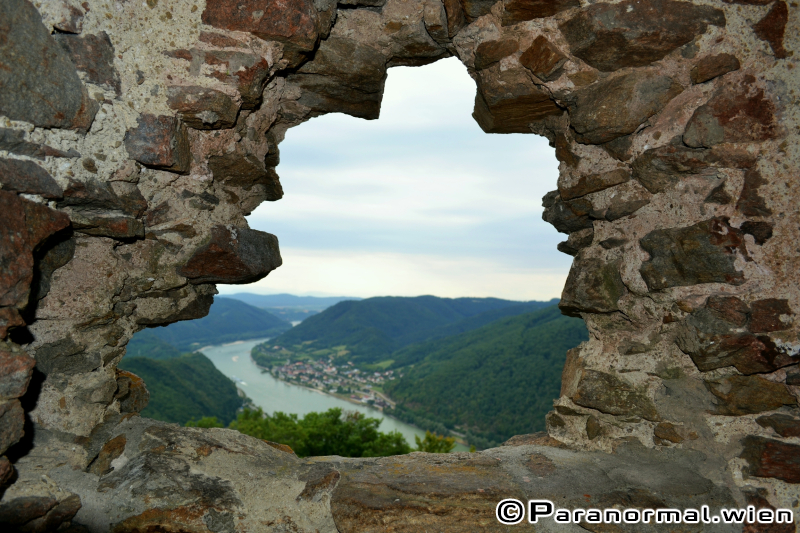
[120,353,243,425]
[267,295,558,364]
[384,306,588,447]
[137,296,291,352]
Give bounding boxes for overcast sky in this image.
[217,58,570,301]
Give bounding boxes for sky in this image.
[217,57,571,301]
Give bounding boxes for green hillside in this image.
[126,330,183,360]
[263,296,556,364]
[120,352,244,425]
[384,306,588,447]
[143,296,291,351]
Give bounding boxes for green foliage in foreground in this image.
[216,407,412,458]
[119,352,243,425]
[385,306,588,446]
[415,431,456,453]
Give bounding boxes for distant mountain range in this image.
[264,295,559,364]
[221,293,360,323]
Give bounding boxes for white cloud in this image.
[220,58,570,301]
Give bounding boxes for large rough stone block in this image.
[571,369,660,421]
[166,86,241,130]
[0,0,98,131]
[54,31,121,96]
[519,36,568,82]
[639,217,746,290]
[124,115,191,174]
[0,128,80,160]
[202,0,320,52]
[203,51,271,110]
[564,70,683,145]
[559,169,630,201]
[502,0,580,26]
[0,158,64,200]
[207,152,284,199]
[705,375,796,415]
[740,436,800,484]
[0,191,71,309]
[0,349,36,400]
[290,37,387,120]
[0,399,25,454]
[690,53,740,85]
[559,257,625,316]
[473,67,561,134]
[541,191,593,234]
[683,75,778,148]
[560,0,725,72]
[178,225,282,284]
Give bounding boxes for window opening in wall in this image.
[230,57,569,300]
[123,57,580,455]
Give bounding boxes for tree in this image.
[415,430,456,453]
[228,407,411,458]
[185,416,224,428]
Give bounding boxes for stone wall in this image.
[0,0,797,530]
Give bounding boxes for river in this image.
[200,338,468,451]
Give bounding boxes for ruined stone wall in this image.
[0,0,798,530]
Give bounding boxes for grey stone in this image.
[0,0,98,131]
[166,86,241,130]
[564,70,683,144]
[572,370,660,421]
[54,31,121,96]
[560,257,625,316]
[639,217,746,290]
[0,158,63,199]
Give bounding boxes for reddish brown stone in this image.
[737,168,772,217]
[207,152,284,199]
[473,69,561,134]
[654,422,684,444]
[0,0,98,131]
[202,0,319,52]
[750,299,792,333]
[178,225,282,285]
[0,455,12,487]
[289,36,387,120]
[0,308,24,339]
[0,191,71,309]
[0,349,36,400]
[54,31,121,95]
[560,0,725,72]
[756,414,800,438]
[605,199,650,221]
[263,440,296,454]
[23,494,82,533]
[69,213,144,239]
[565,70,683,144]
[684,75,778,148]
[707,295,750,327]
[60,178,147,218]
[297,468,340,501]
[639,217,746,290]
[519,36,568,82]
[199,31,247,48]
[502,0,580,26]
[742,489,794,533]
[0,399,25,454]
[741,221,773,245]
[753,1,789,59]
[0,157,64,200]
[705,376,796,416]
[203,51,271,110]
[690,53,740,84]
[560,257,626,316]
[740,436,800,484]
[473,39,519,70]
[443,0,466,37]
[458,0,499,22]
[123,114,191,174]
[116,370,149,414]
[0,495,58,528]
[166,86,240,130]
[88,434,127,475]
